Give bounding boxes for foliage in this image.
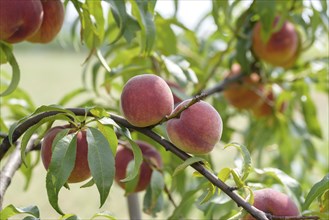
[0,0,328,219]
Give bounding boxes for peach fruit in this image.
[121,74,174,127]
[114,140,163,192]
[41,125,91,183]
[166,100,223,155]
[252,17,299,67]
[27,0,64,43]
[243,188,300,219]
[0,0,43,43]
[251,84,286,118]
[223,64,263,109]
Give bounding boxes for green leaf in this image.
[33,105,77,119]
[143,171,164,217]
[96,122,118,154]
[200,183,216,205]
[90,107,110,118]
[91,211,116,220]
[80,178,95,188]
[301,94,322,138]
[60,214,81,220]
[230,169,244,188]
[0,42,20,96]
[168,189,199,220]
[0,204,39,220]
[173,157,206,176]
[87,127,115,207]
[46,130,76,215]
[20,114,72,166]
[224,143,252,181]
[253,1,277,43]
[303,174,329,210]
[124,160,140,194]
[118,137,142,184]
[106,0,140,43]
[130,0,156,54]
[217,167,231,182]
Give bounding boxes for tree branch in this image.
[0,109,268,220]
[0,135,38,209]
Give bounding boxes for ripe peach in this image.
[27,0,64,43]
[252,17,299,67]
[114,140,163,192]
[251,84,286,118]
[0,0,43,43]
[243,188,300,219]
[41,125,91,183]
[120,74,174,127]
[223,64,263,109]
[166,100,223,155]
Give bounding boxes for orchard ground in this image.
[1,44,328,219]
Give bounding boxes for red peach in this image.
[114,140,163,192]
[27,0,64,43]
[0,0,43,43]
[166,100,223,155]
[41,125,91,183]
[243,188,300,219]
[120,74,174,127]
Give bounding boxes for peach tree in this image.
[0,0,328,219]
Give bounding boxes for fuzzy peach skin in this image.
[114,140,163,192]
[0,0,43,43]
[41,126,91,183]
[166,100,223,155]
[243,188,300,219]
[252,17,299,67]
[121,74,174,127]
[223,64,264,110]
[27,0,64,43]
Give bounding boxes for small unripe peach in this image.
[121,74,174,127]
[243,188,300,219]
[41,126,91,183]
[114,141,163,192]
[166,100,223,155]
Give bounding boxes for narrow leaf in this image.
[173,157,206,176]
[303,174,329,210]
[119,138,142,183]
[0,42,20,96]
[224,143,252,181]
[20,114,72,166]
[0,204,39,219]
[87,127,115,207]
[46,130,77,215]
[91,211,116,220]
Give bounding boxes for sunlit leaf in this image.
[303,174,329,210]
[0,204,39,219]
[173,157,207,176]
